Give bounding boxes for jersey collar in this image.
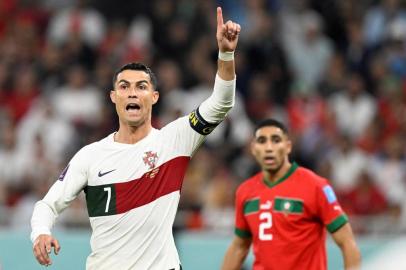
[262,162,298,188]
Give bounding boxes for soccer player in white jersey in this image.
[31,7,240,270]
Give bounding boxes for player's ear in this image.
[152,90,159,105]
[250,138,256,156]
[286,138,292,155]
[110,90,116,104]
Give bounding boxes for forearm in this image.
[332,223,361,270]
[221,244,248,270]
[218,56,235,81]
[341,241,361,270]
[199,73,235,123]
[31,201,58,242]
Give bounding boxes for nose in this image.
[128,85,138,98]
[265,141,274,152]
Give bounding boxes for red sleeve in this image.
[316,179,348,233]
[234,185,252,238]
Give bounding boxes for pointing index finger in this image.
[217,7,223,31]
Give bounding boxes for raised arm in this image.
[196,7,241,125]
[331,223,361,270]
[164,7,241,154]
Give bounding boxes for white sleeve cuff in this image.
[215,73,236,87]
[198,73,236,123]
[30,228,52,243]
[30,201,57,243]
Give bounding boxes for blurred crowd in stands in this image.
[0,0,406,236]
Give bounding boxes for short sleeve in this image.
[316,181,348,233]
[234,186,252,238]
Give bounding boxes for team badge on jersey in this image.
[143,151,158,170]
[58,164,70,181]
[323,185,337,204]
[274,197,303,214]
[260,200,272,210]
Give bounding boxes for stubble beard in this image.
[126,111,151,128]
[127,118,145,128]
[264,158,285,175]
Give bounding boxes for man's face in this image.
[251,126,292,173]
[110,69,159,127]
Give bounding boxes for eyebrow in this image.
[255,134,283,140]
[117,79,150,85]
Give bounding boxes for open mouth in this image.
[126,103,141,111]
[264,156,275,164]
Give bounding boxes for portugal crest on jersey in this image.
[143,151,158,170]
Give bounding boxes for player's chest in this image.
[243,189,315,232]
[87,145,166,185]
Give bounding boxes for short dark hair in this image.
[254,118,289,136]
[112,62,158,90]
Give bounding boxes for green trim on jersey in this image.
[327,214,348,233]
[263,162,298,188]
[274,197,304,214]
[243,198,259,215]
[235,228,252,238]
[85,184,117,217]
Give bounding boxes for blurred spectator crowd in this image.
[0,0,406,236]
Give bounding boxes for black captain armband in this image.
[188,108,219,135]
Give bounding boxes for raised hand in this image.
[216,7,241,53]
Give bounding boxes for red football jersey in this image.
[235,163,347,270]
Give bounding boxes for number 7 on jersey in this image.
[104,187,111,213]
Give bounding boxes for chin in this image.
[264,164,280,173]
[263,165,276,172]
[122,117,141,126]
[128,120,143,127]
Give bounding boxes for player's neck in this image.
[263,160,292,183]
[114,122,152,144]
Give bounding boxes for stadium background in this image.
[0,0,405,269]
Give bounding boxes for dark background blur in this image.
[0,0,406,267]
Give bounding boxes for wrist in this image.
[218,50,234,61]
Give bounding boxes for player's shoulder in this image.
[237,172,262,195]
[160,115,189,130]
[156,115,192,138]
[70,143,97,165]
[81,135,108,152]
[73,134,112,160]
[295,165,329,187]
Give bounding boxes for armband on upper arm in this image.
[188,108,219,135]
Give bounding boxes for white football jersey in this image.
[31,74,235,270]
